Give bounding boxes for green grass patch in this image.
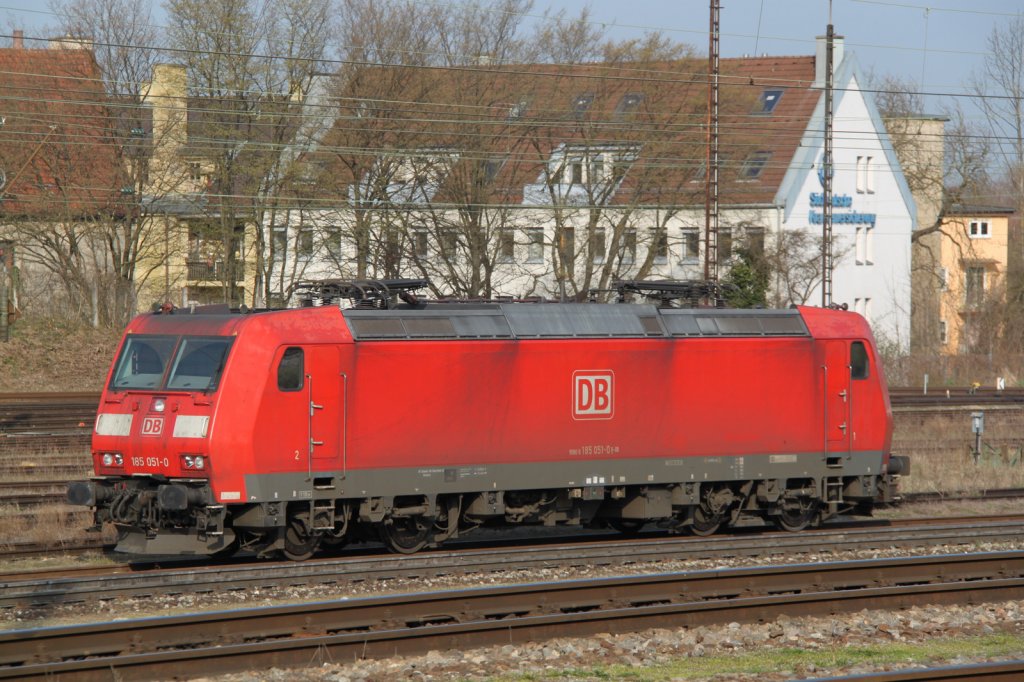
[496,632,1024,681]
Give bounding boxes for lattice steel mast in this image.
[821,7,835,307]
[704,0,720,289]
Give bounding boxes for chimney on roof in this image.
[12,30,23,49]
[814,33,844,88]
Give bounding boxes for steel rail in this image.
[3,552,1024,681]
[806,660,1024,681]
[4,516,1024,610]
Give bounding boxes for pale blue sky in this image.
[0,0,1018,111]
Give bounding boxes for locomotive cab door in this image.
[304,344,345,474]
[822,340,852,464]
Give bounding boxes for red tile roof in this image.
[0,46,125,218]
[314,55,820,208]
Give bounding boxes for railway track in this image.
[4,551,1024,680]
[4,514,1024,610]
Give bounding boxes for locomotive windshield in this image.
[110,335,233,392]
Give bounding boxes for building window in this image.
[412,230,429,259]
[592,229,606,264]
[745,227,765,256]
[572,93,594,116]
[615,92,643,117]
[856,156,874,193]
[484,158,505,184]
[681,228,699,263]
[965,266,985,307]
[498,230,515,263]
[507,99,528,120]
[188,162,203,182]
[855,227,864,265]
[589,156,605,183]
[271,225,287,262]
[865,227,874,265]
[649,228,668,264]
[757,88,784,114]
[738,151,771,180]
[323,226,342,261]
[939,319,948,345]
[939,267,948,290]
[969,220,990,238]
[569,158,583,184]
[718,228,733,261]
[526,228,544,263]
[297,226,315,260]
[622,229,637,264]
[440,230,459,254]
[558,227,575,276]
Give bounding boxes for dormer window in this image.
[615,93,643,117]
[508,100,528,120]
[738,151,772,179]
[757,89,784,114]
[572,93,594,117]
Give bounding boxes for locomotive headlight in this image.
[181,454,207,470]
[114,453,123,466]
[102,453,113,466]
[153,399,166,413]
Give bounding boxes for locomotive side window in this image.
[277,347,304,391]
[110,335,178,389]
[166,337,234,391]
[851,341,870,380]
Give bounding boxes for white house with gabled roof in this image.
[266,36,915,346]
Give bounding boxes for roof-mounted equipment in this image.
[294,278,431,309]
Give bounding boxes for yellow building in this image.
[932,205,1015,354]
[134,64,254,310]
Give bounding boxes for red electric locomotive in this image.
[68,280,908,559]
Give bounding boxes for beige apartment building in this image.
[930,206,1015,353]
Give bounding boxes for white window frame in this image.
[649,228,668,264]
[526,228,544,263]
[680,228,700,263]
[969,220,990,239]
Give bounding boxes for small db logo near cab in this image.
[141,416,164,436]
[573,370,614,420]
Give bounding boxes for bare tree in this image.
[971,16,1024,200]
[49,0,175,322]
[165,0,332,308]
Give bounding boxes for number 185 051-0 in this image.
[132,456,170,468]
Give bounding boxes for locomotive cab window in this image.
[851,341,870,380]
[277,347,304,391]
[110,335,178,389]
[166,337,233,392]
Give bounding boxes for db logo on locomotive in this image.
[573,370,614,420]
[141,416,164,436]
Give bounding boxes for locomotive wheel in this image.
[283,511,320,561]
[381,516,433,554]
[774,502,819,532]
[689,505,722,536]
